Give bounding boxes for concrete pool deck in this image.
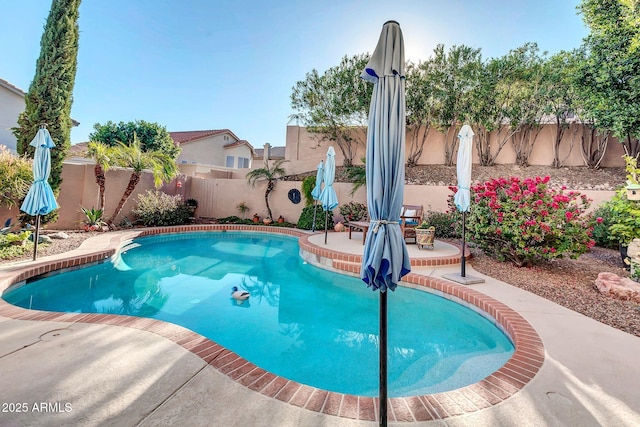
[0,226,639,426]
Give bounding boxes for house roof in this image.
[169,129,240,144]
[67,142,88,157]
[0,77,80,126]
[224,139,256,154]
[0,77,25,97]
[170,129,255,155]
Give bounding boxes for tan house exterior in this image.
[0,78,26,152]
[170,129,255,170]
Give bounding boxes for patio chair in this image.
[1,218,12,235]
[400,205,423,244]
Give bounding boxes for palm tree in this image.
[107,134,178,227]
[346,157,366,196]
[85,141,113,210]
[246,159,289,220]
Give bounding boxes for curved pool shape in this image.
[2,231,514,397]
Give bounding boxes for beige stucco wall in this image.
[178,163,233,179]
[187,176,613,222]
[177,133,253,169]
[50,161,162,229]
[284,125,627,174]
[187,177,367,223]
[0,85,24,152]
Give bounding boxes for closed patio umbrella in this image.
[20,124,59,260]
[455,125,473,277]
[443,124,484,285]
[319,147,338,244]
[311,160,324,232]
[360,20,410,427]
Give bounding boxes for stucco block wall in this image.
[188,177,366,222]
[52,162,161,229]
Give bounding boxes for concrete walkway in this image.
[0,229,639,426]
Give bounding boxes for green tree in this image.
[246,159,289,220]
[291,54,372,167]
[85,141,115,210]
[564,49,612,169]
[13,0,80,203]
[89,120,180,159]
[504,43,547,167]
[576,0,640,156]
[430,44,483,166]
[405,61,438,167]
[107,135,179,226]
[468,46,536,166]
[542,51,580,168]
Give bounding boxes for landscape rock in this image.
[594,272,640,303]
[49,232,70,239]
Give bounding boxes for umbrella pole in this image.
[33,214,40,261]
[324,210,329,244]
[461,211,466,277]
[312,201,318,232]
[379,290,388,427]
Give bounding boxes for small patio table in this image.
[347,221,370,245]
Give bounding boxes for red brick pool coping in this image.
[0,225,544,423]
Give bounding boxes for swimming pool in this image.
[2,231,514,397]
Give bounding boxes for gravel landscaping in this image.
[468,244,640,338]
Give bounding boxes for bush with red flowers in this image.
[467,176,595,267]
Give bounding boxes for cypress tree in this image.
[13,0,81,199]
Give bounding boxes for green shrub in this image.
[606,189,640,246]
[301,176,316,207]
[468,176,595,267]
[0,146,32,209]
[423,210,461,239]
[133,190,192,226]
[590,203,618,249]
[217,216,254,225]
[604,154,640,246]
[338,201,367,222]
[297,205,334,230]
[0,231,33,260]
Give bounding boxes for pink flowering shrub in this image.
[467,176,595,267]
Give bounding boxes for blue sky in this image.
[2,0,588,148]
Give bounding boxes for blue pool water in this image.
[2,232,514,397]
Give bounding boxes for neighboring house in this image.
[254,143,286,161]
[170,129,255,169]
[0,77,79,153]
[0,78,25,152]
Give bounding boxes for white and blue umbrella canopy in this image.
[454,125,474,212]
[360,21,411,292]
[20,128,59,216]
[319,147,338,211]
[311,160,324,201]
